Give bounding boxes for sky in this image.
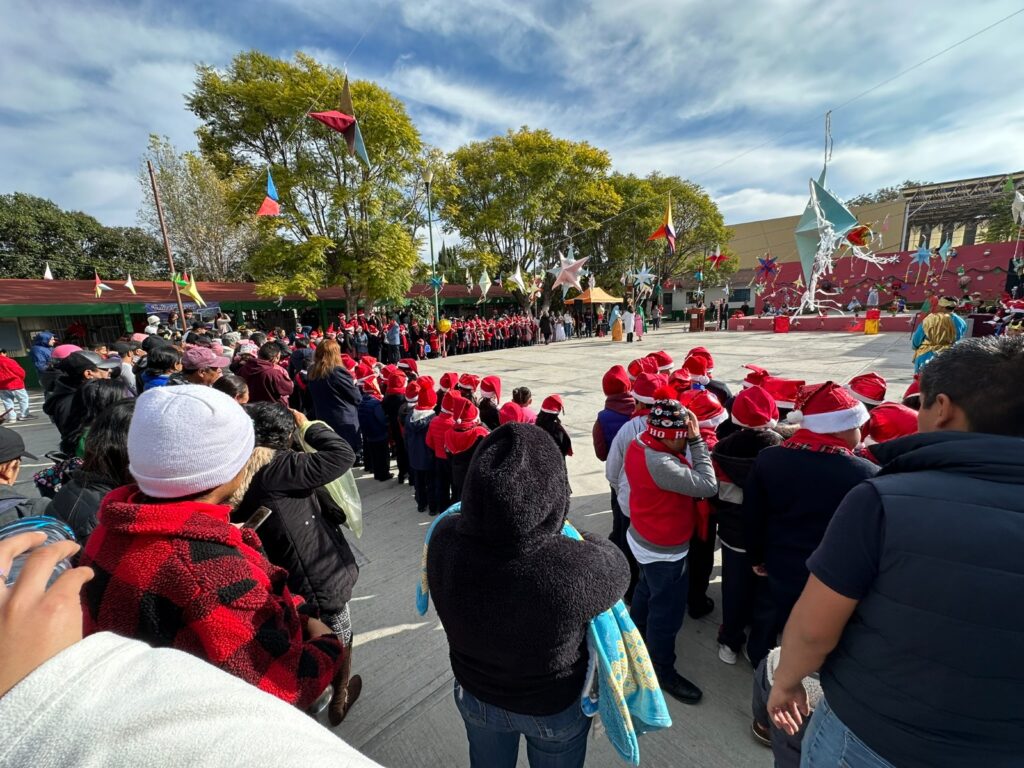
[3,0,1024,232]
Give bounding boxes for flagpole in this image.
[148,160,189,332]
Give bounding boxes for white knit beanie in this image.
[128,385,255,499]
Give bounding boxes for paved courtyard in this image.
[12,325,916,768]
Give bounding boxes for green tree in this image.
[433,127,622,309]
[138,135,262,281]
[188,51,424,309]
[847,180,930,207]
[0,192,164,279]
[982,182,1022,243]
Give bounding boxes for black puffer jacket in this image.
[711,428,783,550]
[46,470,116,543]
[428,423,628,716]
[234,423,359,614]
[42,376,84,454]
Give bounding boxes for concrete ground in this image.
[11,324,915,768]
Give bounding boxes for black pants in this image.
[432,457,452,514]
[383,343,400,364]
[366,440,391,480]
[687,517,717,607]
[626,332,634,342]
[609,489,638,603]
[413,465,434,513]
[719,545,777,661]
[630,556,689,677]
[392,429,408,481]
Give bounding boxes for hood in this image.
[603,392,636,416]
[407,411,435,433]
[97,485,243,539]
[457,423,569,553]
[871,431,1024,485]
[33,332,54,346]
[713,428,783,485]
[447,424,489,455]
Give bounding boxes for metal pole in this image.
[147,160,189,332]
[426,179,439,327]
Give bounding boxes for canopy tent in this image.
[568,287,623,304]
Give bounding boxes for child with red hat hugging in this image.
[536,395,572,458]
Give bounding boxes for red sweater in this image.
[80,486,342,709]
[0,355,26,390]
[425,413,455,460]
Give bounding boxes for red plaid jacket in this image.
[80,485,342,709]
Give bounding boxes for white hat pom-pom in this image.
[787,409,804,424]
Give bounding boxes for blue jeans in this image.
[801,698,895,768]
[629,556,689,676]
[454,681,591,768]
[0,388,29,421]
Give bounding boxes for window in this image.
[729,288,751,303]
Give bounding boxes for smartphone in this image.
[242,506,273,530]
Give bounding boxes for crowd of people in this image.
[0,298,1022,768]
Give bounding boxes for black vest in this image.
[822,435,1024,768]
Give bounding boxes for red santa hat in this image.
[863,402,918,444]
[498,401,526,424]
[540,394,564,414]
[386,371,408,396]
[668,368,693,394]
[764,377,805,410]
[452,397,480,424]
[405,380,421,403]
[417,375,435,393]
[680,388,728,429]
[353,362,374,383]
[361,377,382,398]
[687,346,715,372]
[439,371,459,392]
[457,373,480,392]
[441,389,463,415]
[398,358,419,375]
[340,354,356,372]
[646,398,690,441]
[627,356,658,381]
[632,372,669,405]
[787,382,869,434]
[416,383,438,411]
[646,350,674,372]
[902,376,921,405]
[742,364,771,389]
[360,355,378,370]
[480,375,501,402]
[846,372,887,406]
[730,385,779,430]
[682,354,711,385]
[602,365,631,396]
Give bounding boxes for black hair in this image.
[250,332,267,346]
[213,373,249,401]
[245,402,295,450]
[512,386,532,406]
[258,341,282,361]
[81,399,136,485]
[295,337,309,349]
[70,379,132,449]
[112,341,130,357]
[147,345,182,374]
[920,336,1024,436]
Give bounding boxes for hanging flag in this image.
[646,197,676,254]
[43,262,54,280]
[183,274,207,307]
[257,168,281,217]
[93,271,111,298]
[124,273,137,295]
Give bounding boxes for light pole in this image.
[422,167,440,328]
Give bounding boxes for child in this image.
[710,385,783,666]
[535,395,572,458]
[358,375,391,481]
[404,382,437,514]
[479,375,501,429]
[445,397,490,501]
[426,390,461,514]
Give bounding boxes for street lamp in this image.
[422,167,440,328]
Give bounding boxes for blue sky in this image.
[3,0,1024,231]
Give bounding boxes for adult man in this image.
[178,346,231,386]
[618,397,717,704]
[768,337,1024,767]
[238,342,294,406]
[0,349,35,422]
[43,351,121,454]
[384,318,401,364]
[29,332,57,395]
[0,427,49,524]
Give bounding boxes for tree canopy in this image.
[847,180,931,207]
[0,193,164,280]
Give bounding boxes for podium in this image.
[688,307,706,332]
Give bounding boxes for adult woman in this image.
[212,373,249,404]
[610,305,623,342]
[47,399,135,543]
[428,424,628,768]
[234,403,361,726]
[215,311,233,334]
[68,379,133,457]
[911,297,967,372]
[306,338,362,456]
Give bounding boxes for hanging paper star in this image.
[708,245,728,268]
[845,223,872,248]
[257,167,280,217]
[756,255,778,280]
[465,267,473,291]
[124,273,137,296]
[911,246,931,267]
[693,271,704,283]
[793,275,805,291]
[173,272,189,289]
[184,274,207,307]
[693,286,704,298]
[754,281,767,296]
[337,76,371,167]
[587,272,596,291]
[478,268,492,303]
[93,271,111,298]
[507,264,526,292]
[881,213,890,232]
[429,275,444,291]
[43,262,54,280]
[552,256,590,292]
[633,264,655,288]
[647,198,676,254]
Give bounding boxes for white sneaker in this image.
[718,644,738,665]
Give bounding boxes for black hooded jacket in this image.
[427,423,628,716]
[712,427,783,549]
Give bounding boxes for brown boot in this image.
[328,642,362,726]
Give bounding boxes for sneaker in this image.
[718,644,738,665]
[751,720,772,747]
[18,414,38,421]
